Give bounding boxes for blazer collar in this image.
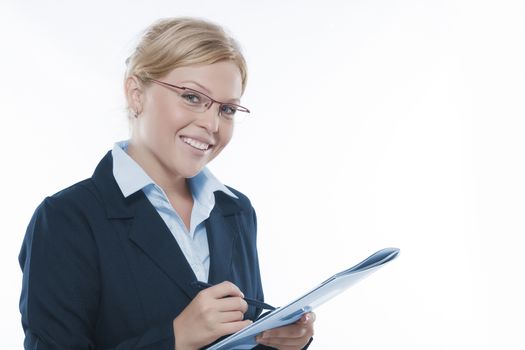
[91,151,134,219]
[206,194,241,285]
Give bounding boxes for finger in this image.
[259,323,310,339]
[204,281,244,299]
[218,319,253,335]
[216,310,245,323]
[216,296,249,313]
[256,335,308,348]
[298,312,316,324]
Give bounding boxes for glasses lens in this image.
[179,89,211,112]
[223,105,250,123]
[219,104,240,120]
[177,86,250,122]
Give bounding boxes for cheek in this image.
[219,124,234,147]
[147,92,188,132]
[210,125,234,160]
[147,109,188,141]
[142,116,169,146]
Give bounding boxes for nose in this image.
[196,102,220,133]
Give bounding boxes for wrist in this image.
[173,317,190,350]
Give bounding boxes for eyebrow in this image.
[180,80,241,103]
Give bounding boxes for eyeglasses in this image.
[148,78,250,121]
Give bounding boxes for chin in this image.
[177,165,205,179]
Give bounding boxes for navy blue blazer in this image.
[19,151,268,349]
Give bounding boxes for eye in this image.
[220,104,238,118]
[180,92,202,105]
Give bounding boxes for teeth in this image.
[182,137,210,151]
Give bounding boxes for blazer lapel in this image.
[91,151,247,297]
[127,193,198,299]
[91,151,198,300]
[206,193,244,285]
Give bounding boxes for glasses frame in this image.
[148,78,250,119]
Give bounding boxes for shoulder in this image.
[218,185,257,231]
[225,185,253,210]
[26,177,106,243]
[213,185,255,216]
[213,185,257,225]
[20,179,103,272]
[38,178,104,218]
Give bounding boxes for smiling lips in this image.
[181,136,212,151]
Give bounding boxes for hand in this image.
[173,281,253,350]
[255,312,316,350]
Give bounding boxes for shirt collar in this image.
[189,167,238,210]
[112,140,237,202]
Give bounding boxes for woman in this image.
[19,17,315,349]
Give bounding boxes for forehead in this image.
[163,61,243,100]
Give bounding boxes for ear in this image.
[125,75,144,116]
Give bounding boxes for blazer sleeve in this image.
[19,197,176,350]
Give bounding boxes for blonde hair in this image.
[125,17,247,92]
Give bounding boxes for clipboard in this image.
[206,247,400,350]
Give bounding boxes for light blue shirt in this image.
[111,140,237,282]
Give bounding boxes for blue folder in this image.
[206,247,401,350]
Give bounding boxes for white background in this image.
[1,0,524,348]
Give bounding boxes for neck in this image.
[126,141,191,199]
